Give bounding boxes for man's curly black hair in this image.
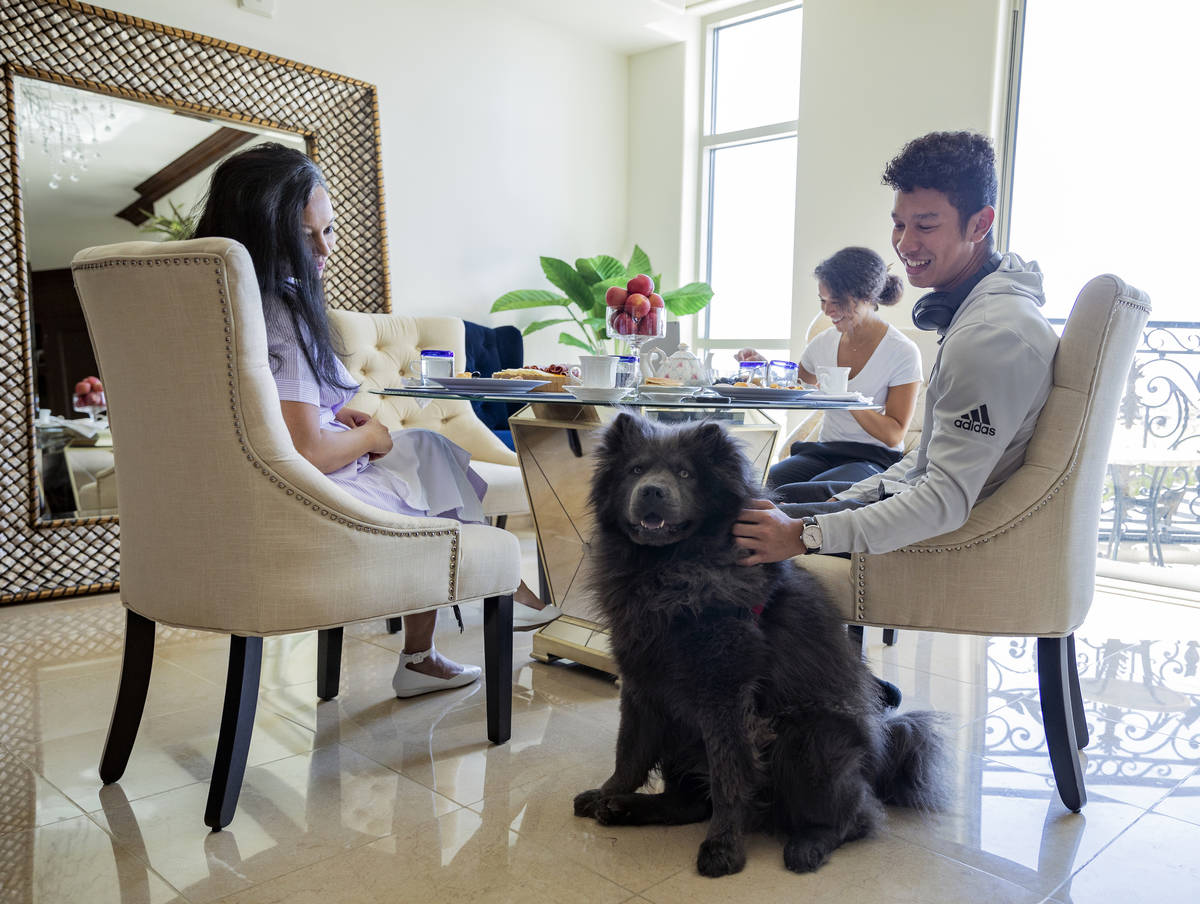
[882,131,997,238]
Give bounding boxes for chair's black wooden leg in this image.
[385,617,404,634]
[205,635,263,831]
[99,610,157,784]
[317,628,343,701]
[847,624,864,656]
[493,514,508,530]
[1066,633,1089,749]
[883,628,898,646]
[1037,636,1086,812]
[483,594,513,744]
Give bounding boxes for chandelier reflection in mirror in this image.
[15,78,119,189]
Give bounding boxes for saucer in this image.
[635,384,700,402]
[710,385,813,402]
[565,386,633,403]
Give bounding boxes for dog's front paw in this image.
[696,837,746,877]
[573,788,605,819]
[783,835,833,873]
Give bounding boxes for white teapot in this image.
[644,343,711,385]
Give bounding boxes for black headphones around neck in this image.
[911,252,1004,334]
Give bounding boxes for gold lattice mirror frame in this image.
[1,0,391,602]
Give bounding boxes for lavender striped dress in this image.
[264,299,487,523]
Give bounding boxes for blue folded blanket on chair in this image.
[464,320,523,450]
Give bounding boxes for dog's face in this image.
[590,413,756,547]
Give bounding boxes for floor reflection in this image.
[1,575,1199,902]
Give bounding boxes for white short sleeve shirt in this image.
[799,324,923,450]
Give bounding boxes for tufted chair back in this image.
[328,310,517,467]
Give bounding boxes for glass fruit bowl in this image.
[606,285,665,387]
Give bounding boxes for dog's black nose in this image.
[639,484,665,500]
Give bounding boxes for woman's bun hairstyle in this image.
[877,273,904,307]
[813,246,900,308]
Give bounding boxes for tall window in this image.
[1007,0,1196,323]
[698,2,803,371]
[1008,0,1200,584]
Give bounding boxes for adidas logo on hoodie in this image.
[954,405,996,436]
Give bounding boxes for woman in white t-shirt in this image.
[764,246,922,498]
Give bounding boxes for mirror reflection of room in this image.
[19,76,306,520]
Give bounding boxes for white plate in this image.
[636,385,700,401]
[429,377,550,393]
[710,385,814,402]
[805,392,869,402]
[565,386,634,403]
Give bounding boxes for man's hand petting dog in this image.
[733,499,805,565]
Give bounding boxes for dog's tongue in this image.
[640,516,665,530]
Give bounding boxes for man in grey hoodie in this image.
[733,131,1059,565]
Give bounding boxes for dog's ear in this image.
[693,421,737,459]
[695,421,727,447]
[692,420,757,497]
[603,412,649,455]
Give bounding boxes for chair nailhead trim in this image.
[895,471,1073,555]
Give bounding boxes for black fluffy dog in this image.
[574,413,945,877]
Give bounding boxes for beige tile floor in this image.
[2,533,1199,903]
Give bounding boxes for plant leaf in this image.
[541,257,594,309]
[582,255,627,281]
[522,317,575,335]
[491,289,567,312]
[575,258,602,284]
[662,282,714,316]
[558,331,593,352]
[582,316,607,331]
[627,245,652,278]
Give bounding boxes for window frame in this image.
[693,0,803,356]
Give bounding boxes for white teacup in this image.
[816,365,851,394]
[577,355,617,388]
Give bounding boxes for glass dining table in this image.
[374,383,878,674]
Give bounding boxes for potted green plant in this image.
[137,199,196,241]
[491,245,713,353]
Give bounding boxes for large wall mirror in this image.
[1,0,391,603]
[21,76,308,523]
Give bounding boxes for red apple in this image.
[605,286,628,308]
[87,376,103,389]
[610,312,636,335]
[85,390,104,406]
[637,310,660,336]
[648,292,664,309]
[626,274,654,296]
[625,293,651,318]
[74,380,90,395]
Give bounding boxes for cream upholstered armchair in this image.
[328,310,529,522]
[65,444,117,512]
[71,238,521,830]
[794,275,1150,812]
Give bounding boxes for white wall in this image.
[90,0,631,365]
[626,24,701,296]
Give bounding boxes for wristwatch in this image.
[800,516,822,554]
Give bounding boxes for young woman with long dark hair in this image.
[193,143,545,698]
